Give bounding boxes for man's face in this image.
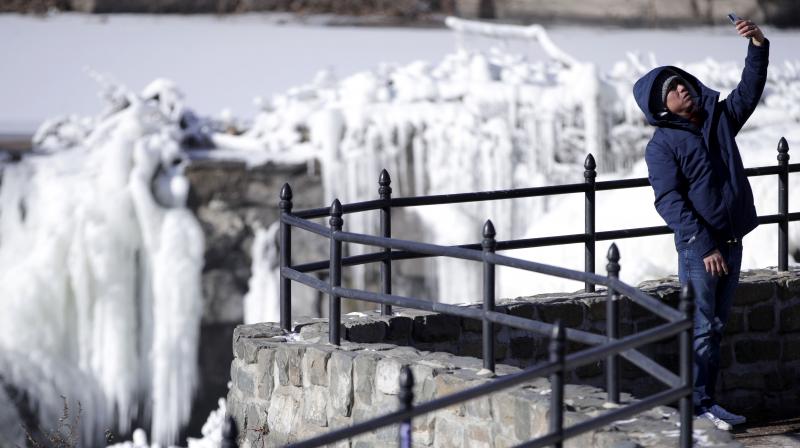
[665,81,696,119]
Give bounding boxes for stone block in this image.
[783,336,800,361]
[302,346,332,387]
[345,318,388,343]
[255,349,275,400]
[236,363,257,396]
[748,305,775,332]
[412,313,461,342]
[412,412,436,446]
[376,357,404,395]
[506,301,535,320]
[434,374,467,417]
[353,354,378,406]
[780,303,800,333]
[510,336,536,359]
[536,301,585,328]
[575,361,602,379]
[329,351,355,417]
[244,401,269,445]
[433,416,464,448]
[734,339,780,364]
[721,371,766,391]
[465,393,492,419]
[464,421,492,448]
[410,364,439,403]
[724,310,744,335]
[778,276,800,301]
[267,386,302,438]
[734,281,776,306]
[275,344,305,387]
[720,343,733,370]
[387,316,414,342]
[585,297,605,322]
[302,385,329,427]
[462,316,483,333]
[515,388,549,440]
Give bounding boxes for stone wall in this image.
[227,323,737,447]
[227,268,800,446]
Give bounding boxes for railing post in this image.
[329,199,343,345]
[379,169,393,316]
[221,415,238,448]
[679,282,695,448]
[605,243,621,404]
[778,137,789,271]
[482,220,497,372]
[398,366,414,448]
[584,154,597,292]
[549,320,565,448]
[279,183,293,333]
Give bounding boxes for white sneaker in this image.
[698,411,733,431]
[709,404,747,426]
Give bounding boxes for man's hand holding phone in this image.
[729,12,766,46]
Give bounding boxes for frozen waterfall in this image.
[0,78,205,446]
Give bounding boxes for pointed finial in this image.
[584,154,596,171]
[482,219,497,252]
[280,183,293,201]
[279,183,293,211]
[379,169,392,198]
[778,137,790,163]
[329,199,343,229]
[606,243,620,278]
[482,220,496,239]
[379,169,391,185]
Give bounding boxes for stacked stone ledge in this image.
[228,268,800,446]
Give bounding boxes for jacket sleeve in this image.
[645,142,717,257]
[724,38,769,134]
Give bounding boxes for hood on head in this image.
[632,65,715,128]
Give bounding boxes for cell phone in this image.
[728,12,742,24]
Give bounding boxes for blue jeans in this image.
[678,243,742,414]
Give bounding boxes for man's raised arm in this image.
[725,18,769,133]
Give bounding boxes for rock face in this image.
[227,268,800,446]
[183,157,325,437]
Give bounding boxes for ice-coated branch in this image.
[444,16,579,68]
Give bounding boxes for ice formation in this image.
[231,18,800,312]
[0,76,205,446]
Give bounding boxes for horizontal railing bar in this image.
[596,225,672,241]
[390,184,588,207]
[594,177,650,190]
[516,386,690,448]
[287,318,689,448]
[289,162,800,219]
[606,277,683,322]
[282,267,331,293]
[562,319,690,371]
[281,214,331,237]
[335,230,486,262]
[294,199,386,219]
[618,349,680,388]
[486,252,608,288]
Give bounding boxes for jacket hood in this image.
[633,65,719,130]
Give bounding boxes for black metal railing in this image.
[259,137,796,448]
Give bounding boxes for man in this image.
[632,19,768,430]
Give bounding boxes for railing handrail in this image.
[291,160,800,219]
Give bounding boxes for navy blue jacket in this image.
[633,40,769,256]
